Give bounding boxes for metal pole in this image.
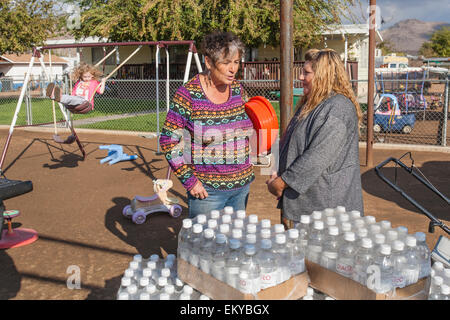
[366,0,376,167]
[442,78,449,147]
[156,45,160,153]
[280,0,294,135]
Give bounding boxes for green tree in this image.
[419,41,437,58]
[70,0,359,49]
[0,0,63,54]
[429,26,450,57]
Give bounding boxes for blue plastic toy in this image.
[99,144,138,165]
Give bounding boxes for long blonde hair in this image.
[297,49,362,124]
[71,63,103,82]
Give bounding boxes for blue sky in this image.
[353,0,450,29]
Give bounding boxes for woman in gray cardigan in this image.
[266,48,364,229]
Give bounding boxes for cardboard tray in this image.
[177,258,309,300]
[305,260,431,300]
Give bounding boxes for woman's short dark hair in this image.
[201,31,245,66]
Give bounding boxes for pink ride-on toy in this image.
[123,179,182,224]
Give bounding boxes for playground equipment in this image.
[373,94,416,134]
[123,176,182,224]
[99,144,138,165]
[0,177,38,249]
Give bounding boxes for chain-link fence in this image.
[0,75,448,147]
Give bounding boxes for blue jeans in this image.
[187,184,250,219]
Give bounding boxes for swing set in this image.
[0,41,203,174]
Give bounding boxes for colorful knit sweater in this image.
[159,75,255,192]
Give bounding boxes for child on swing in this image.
[46,63,106,112]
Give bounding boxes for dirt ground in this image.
[0,127,449,300]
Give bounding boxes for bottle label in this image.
[199,259,210,274]
[260,271,277,289]
[392,273,406,288]
[289,259,305,275]
[238,276,261,294]
[336,261,353,276]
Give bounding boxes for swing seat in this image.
[66,101,93,114]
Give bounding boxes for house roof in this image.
[323,24,383,42]
[0,53,68,64]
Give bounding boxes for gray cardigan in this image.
[277,93,364,221]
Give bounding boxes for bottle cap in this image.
[246,224,257,234]
[274,224,285,233]
[361,237,373,249]
[210,210,220,219]
[380,220,391,229]
[357,228,368,238]
[246,234,257,244]
[248,214,258,224]
[150,254,160,262]
[121,277,131,287]
[221,214,232,224]
[129,261,139,270]
[364,216,376,224]
[179,293,191,300]
[300,215,311,224]
[166,254,176,262]
[339,213,350,223]
[223,206,234,215]
[159,293,170,300]
[124,268,134,278]
[229,238,241,249]
[306,287,315,296]
[146,283,156,294]
[216,233,227,244]
[313,220,324,230]
[374,233,386,244]
[208,219,218,229]
[232,228,243,239]
[353,218,365,229]
[196,214,207,224]
[380,244,391,255]
[158,277,168,286]
[328,226,339,236]
[326,217,337,226]
[183,285,194,295]
[350,210,361,219]
[236,210,246,219]
[182,218,193,228]
[200,295,211,300]
[396,226,408,234]
[260,239,272,249]
[386,230,398,241]
[127,284,138,294]
[392,240,405,251]
[341,222,352,232]
[161,268,171,278]
[193,223,203,234]
[244,244,256,255]
[312,211,322,220]
[415,232,426,242]
[405,236,417,247]
[133,254,142,262]
[444,269,450,277]
[234,219,244,229]
[260,228,271,239]
[323,208,335,216]
[140,277,150,287]
[344,232,355,242]
[204,228,215,239]
[275,233,286,244]
[261,219,271,229]
[335,206,346,214]
[164,284,175,294]
[433,261,444,270]
[147,261,157,269]
[139,292,150,300]
[288,228,299,239]
[441,284,450,295]
[118,292,129,300]
[433,276,443,286]
[219,224,230,234]
[370,224,381,234]
[175,278,184,287]
[142,268,152,278]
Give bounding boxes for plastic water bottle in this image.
[320,226,341,271]
[349,210,362,220]
[195,214,207,226]
[272,224,285,241]
[245,233,257,247]
[325,216,337,228]
[238,244,261,294]
[296,215,311,248]
[236,209,246,220]
[129,260,141,282]
[260,219,271,231]
[174,277,184,294]
[117,292,130,300]
[145,283,157,299]
[178,219,193,261]
[286,229,306,275]
[209,209,220,220]
[156,276,168,292]
[188,224,203,267]
[179,292,192,300]
[336,232,357,278]
[430,276,444,297]
[260,228,271,242]
[146,261,159,282]
[432,261,445,278]
[225,238,244,289]
[117,276,132,299]
[164,284,176,300]
[364,215,376,226]
[396,226,409,242]
[247,214,259,226]
[385,230,398,245]
[443,269,450,286]
[160,268,173,285]
[311,210,322,222]
[138,276,150,294]
[391,240,407,289]
[323,208,335,218]
[272,234,291,283]
[378,220,392,234]
[438,284,450,300]
[159,293,170,300]
[219,223,231,238]
[340,222,352,234]
[369,224,382,240]
[356,228,369,246]
[211,233,229,281]
[199,228,216,274]
[307,220,325,263]
[233,219,245,230]
[256,239,278,290]
[352,218,366,230]
[207,219,218,231]
[246,224,258,238]
[335,206,346,215]
[372,233,386,255]
[221,214,232,225]
[371,244,394,294]
[337,213,350,227]
[352,237,374,286]
[414,232,431,279]
[231,228,243,243]
[403,236,420,286]
[126,283,138,300]
[223,206,234,216]
[123,268,137,285]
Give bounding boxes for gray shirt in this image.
[277,93,364,221]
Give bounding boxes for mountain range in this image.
[380,19,449,55]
